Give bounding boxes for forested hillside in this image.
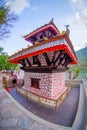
[76,47,87,66]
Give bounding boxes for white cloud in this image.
[70,0,83,3]
[69,0,87,50]
[6,0,30,14]
[70,0,79,2]
[74,9,87,26]
[82,39,87,48]
[75,12,80,19]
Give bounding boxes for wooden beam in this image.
[23,66,66,73]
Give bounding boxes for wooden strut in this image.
[19,59,26,67]
[33,55,41,67]
[43,50,64,66]
[53,50,65,65]
[25,58,31,67]
[19,50,73,70]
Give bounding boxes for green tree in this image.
[0,47,19,70]
[0,54,19,70]
[0,0,16,40]
[0,46,7,55]
[0,1,18,70]
[67,66,80,79]
[0,46,4,54]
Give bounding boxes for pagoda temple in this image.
[9,20,78,109]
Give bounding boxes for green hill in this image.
[76,47,87,66]
[74,47,87,79]
[67,47,87,79]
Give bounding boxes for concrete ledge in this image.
[66,79,83,84]
[71,83,86,130]
[65,79,83,88]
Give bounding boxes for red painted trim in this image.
[24,25,60,40]
[9,34,77,61]
[5,87,9,92]
[64,34,78,61]
[9,35,66,59]
[9,44,77,64]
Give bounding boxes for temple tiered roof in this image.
[24,20,61,44]
[9,21,78,72]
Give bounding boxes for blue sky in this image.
[0,0,87,55]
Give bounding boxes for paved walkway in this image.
[9,87,79,127]
[0,73,87,130]
[0,75,58,130]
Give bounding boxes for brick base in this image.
[16,87,71,109]
[23,72,65,99]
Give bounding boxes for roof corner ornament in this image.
[50,18,54,23]
[65,25,70,37]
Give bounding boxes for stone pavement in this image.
[0,72,87,130]
[9,87,79,127]
[0,73,57,130]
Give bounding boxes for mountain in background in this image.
[76,46,87,66]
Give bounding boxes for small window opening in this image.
[31,78,40,89]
